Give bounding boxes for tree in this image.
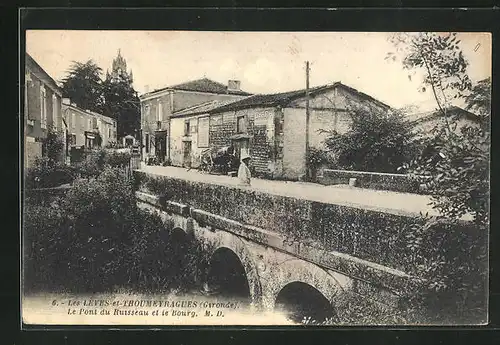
[102,71,140,139]
[324,104,419,173]
[388,32,489,322]
[466,77,491,132]
[465,77,491,117]
[61,60,104,113]
[388,32,489,226]
[388,33,473,131]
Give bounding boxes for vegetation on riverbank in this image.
[23,165,211,295]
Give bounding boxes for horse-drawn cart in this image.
[197,146,239,175]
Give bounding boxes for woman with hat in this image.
[238,153,252,186]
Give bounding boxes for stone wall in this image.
[209,108,275,177]
[25,140,42,169]
[134,171,487,276]
[319,169,429,193]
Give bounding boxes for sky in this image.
[26,31,491,111]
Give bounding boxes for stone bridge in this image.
[133,168,482,322]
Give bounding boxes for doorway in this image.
[182,140,192,168]
[232,138,249,161]
[155,134,167,163]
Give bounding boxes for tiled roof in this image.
[62,103,115,123]
[172,99,247,118]
[210,82,391,113]
[410,106,480,125]
[141,78,252,97]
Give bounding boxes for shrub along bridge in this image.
[134,166,486,323]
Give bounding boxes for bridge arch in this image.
[205,233,262,306]
[171,226,189,242]
[275,281,335,323]
[266,259,347,321]
[165,227,192,286]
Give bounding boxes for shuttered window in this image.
[40,85,47,129]
[52,94,58,130]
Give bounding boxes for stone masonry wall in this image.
[209,108,275,177]
[134,171,487,277]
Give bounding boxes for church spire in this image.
[110,48,131,83]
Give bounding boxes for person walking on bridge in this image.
[238,153,252,186]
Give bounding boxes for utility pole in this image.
[305,61,311,180]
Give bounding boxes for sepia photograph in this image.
[21,30,491,326]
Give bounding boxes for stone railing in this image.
[133,170,486,275]
[318,169,431,194]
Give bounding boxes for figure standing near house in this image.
[238,153,252,186]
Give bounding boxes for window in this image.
[25,72,31,119]
[184,120,191,136]
[52,94,58,130]
[157,101,163,122]
[71,134,76,145]
[236,115,246,133]
[198,116,209,148]
[145,134,150,153]
[72,113,76,129]
[40,85,47,129]
[108,128,111,138]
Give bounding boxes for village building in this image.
[24,53,65,168]
[169,82,391,180]
[409,106,483,138]
[62,99,117,153]
[169,99,245,168]
[139,78,252,164]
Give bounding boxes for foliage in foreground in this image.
[409,125,490,227]
[24,167,209,294]
[24,156,76,189]
[324,105,419,173]
[25,148,133,188]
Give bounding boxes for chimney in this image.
[62,98,71,105]
[227,80,241,92]
[144,85,150,93]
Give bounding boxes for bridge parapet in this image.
[137,190,413,293]
[134,170,486,293]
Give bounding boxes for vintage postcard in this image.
[22,30,491,326]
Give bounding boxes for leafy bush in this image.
[103,150,132,168]
[25,156,76,189]
[73,149,106,178]
[301,292,417,325]
[387,32,489,324]
[399,216,488,324]
[410,125,489,226]
[324,105,420,173]
[43,126,65,162]
[73,148,131,179]
[306,147,329,180]
[24,166,210,294]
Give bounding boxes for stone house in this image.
[170,99,245,168]
[24,53,65,168]
[409,106,482,138]
[62,99,117,152]
[139,78,251,164]
[170,82,391,180]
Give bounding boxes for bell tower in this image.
[108,49,133,84]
